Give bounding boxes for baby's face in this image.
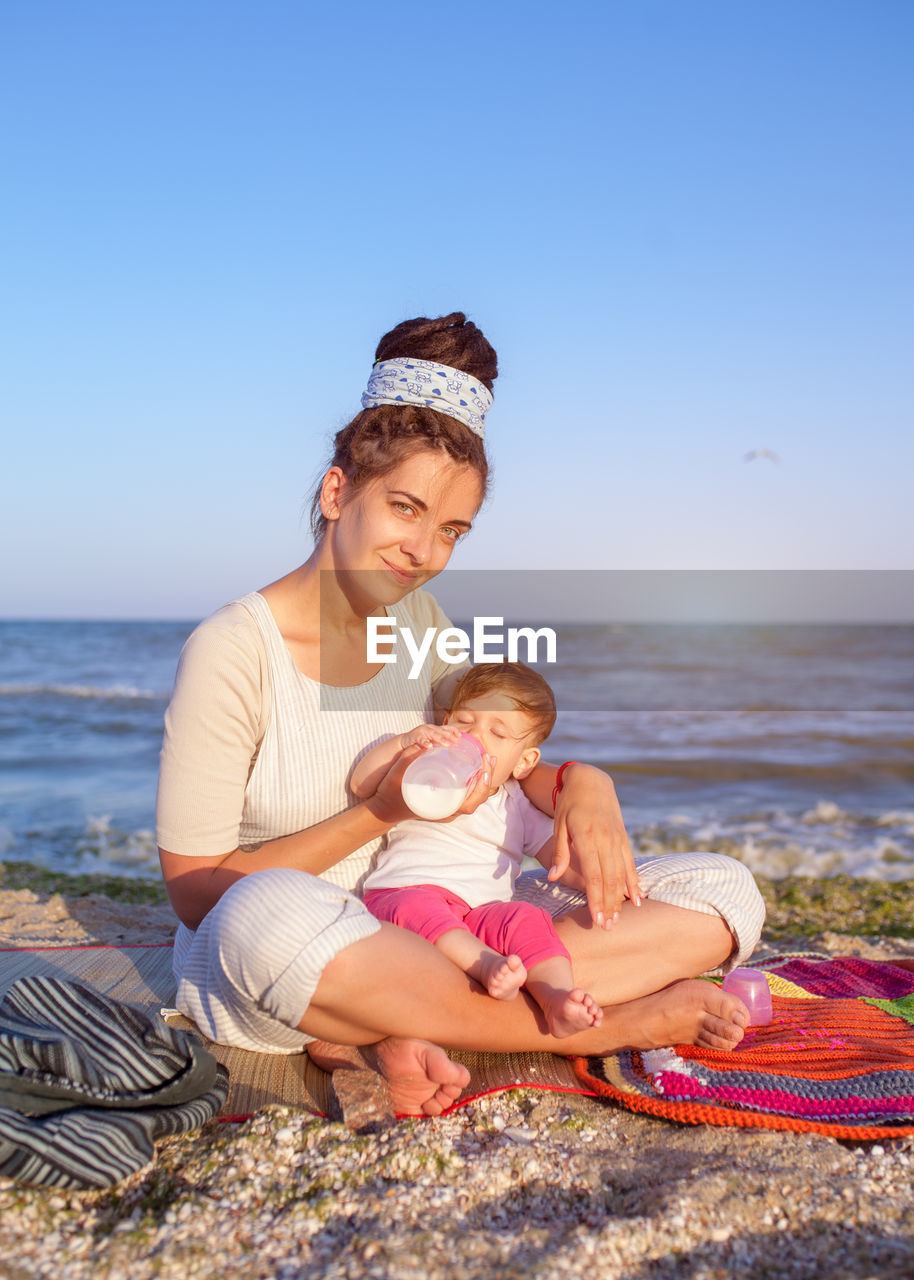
[447,692,540,791]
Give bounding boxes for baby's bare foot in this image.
[542,987,604,1038]
[478,952,527,1000]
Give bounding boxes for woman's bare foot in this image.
[536,987,603,1038]
[362,1037,470,1116]
[611,978,749,1052]
[307,1037,469,1117]
[476,952,527,1000]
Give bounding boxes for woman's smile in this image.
[331,451,483,590]
[379,556,422,585]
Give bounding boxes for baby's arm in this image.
[534,836,587,893]
[350,724,462,798]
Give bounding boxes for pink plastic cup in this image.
[722,967,773,1026]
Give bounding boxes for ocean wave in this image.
[632,809,914,881]
[800,800,851,825]
[3,816,161,880]
[876,810,914,828]
[0,682,163,702]
[72,815,159,872]
[635,832,914,881]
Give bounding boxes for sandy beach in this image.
[1,870,913,1280]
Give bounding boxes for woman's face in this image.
[324,449,483,604]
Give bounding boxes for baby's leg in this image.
[434,929,527,1001]
[363,885,526,1000]
[468,900,602,1036]
[525,955,603,1037]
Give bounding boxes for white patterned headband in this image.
[361,358,493,438]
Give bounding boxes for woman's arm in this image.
[520,761,641,928]
[160,745,426,929]
[161,728,495,929]
[157,597,486,931]
[160,805,388,931]
[156,611,423,929]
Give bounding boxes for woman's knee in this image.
[636,852,765,968]
[210,868,368,997]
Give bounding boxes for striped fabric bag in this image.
[0,976,228,1188]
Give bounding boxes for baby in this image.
[353,662,602,1037]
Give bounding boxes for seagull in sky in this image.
[743,448,780,463]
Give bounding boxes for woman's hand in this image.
[549,764,642,929]
[364,742,495,826]
[452,751,495,817]
[362,743,423,825]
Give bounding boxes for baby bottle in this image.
[401,733,485,820]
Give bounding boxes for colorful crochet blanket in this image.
[574,955,914,1139]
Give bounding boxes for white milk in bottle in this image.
[400,734,485,820]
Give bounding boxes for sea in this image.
[0,619,912,884]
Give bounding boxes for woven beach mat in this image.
[0,944,591,1120]
[574,954,914,1140]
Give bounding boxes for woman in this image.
[157,312,764,1116]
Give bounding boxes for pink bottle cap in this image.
[722,967,773,1026]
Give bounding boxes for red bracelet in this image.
[551,761,577,811]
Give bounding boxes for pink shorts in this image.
[362,883,570,971]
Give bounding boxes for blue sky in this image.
[2,1,912,620]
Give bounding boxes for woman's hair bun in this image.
[374,312,498,393]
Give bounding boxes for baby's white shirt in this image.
[362,779,554,908]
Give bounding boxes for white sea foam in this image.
[73,817,159,875]
[0,682,161,701]
[876,810,914,829]
[634,815,914,882]
[801,800,850,825]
